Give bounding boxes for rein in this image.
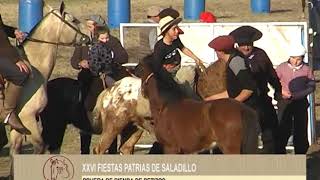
[24,10,88,47]
[144,72,154,85]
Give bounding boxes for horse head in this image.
[140,54,155,98]
[23,1,89,48]
[50,158,70,180]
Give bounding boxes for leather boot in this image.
[0,83,31,134]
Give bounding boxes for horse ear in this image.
[59,1,65,15]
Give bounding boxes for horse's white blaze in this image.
[102,77,141,109]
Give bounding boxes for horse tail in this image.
[90,90,106,134]
[240,105,259,154]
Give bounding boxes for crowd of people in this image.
[0,5,316,155]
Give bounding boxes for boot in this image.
[0,83,31,134]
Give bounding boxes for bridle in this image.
[141,72,154,98]
[24,10,89,47]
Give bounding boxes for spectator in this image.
[275,44,315,154]
[205,35,258,109]
[229,26,281,153]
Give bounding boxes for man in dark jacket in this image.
[229,26,282,153]
[206,35,258,107]
[0,14,30,135]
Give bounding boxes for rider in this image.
[151,15,204,99]
[0,14,31,135]
[71,15,128,154]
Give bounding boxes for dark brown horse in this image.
[141,55,259,154]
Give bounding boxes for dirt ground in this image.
[0,0,319,177]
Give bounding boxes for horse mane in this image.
[142,54,186,104]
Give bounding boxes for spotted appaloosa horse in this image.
[91,75,153,154]
[40,64,136,154]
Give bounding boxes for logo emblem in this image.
[43,155,74,180]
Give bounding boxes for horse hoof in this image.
[93,147,99,154]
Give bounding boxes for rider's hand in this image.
[282,89,292,99]
[79,60,89,69]
[163,64,176,71]
[14,29,25,43]
[16,60,30,74]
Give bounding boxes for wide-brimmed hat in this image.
[85,15,105,26]
[147,6,162,17]
[159,16,183,36]
[229,26,262,45]
[159,7,180,19]
[208,35,235,51]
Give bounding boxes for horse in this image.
[50,158,71,180]
[90,55,257,154]
[39,64,138,154]
[4,1,89,154]
[91,74,153,154]
[138,55,259,154]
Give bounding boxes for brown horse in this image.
[140,55,259,154]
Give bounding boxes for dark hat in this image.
[147,6,162,17]
[159,16,183,36]
[85,15,106,26]
[229,26,262,45]
[208,35,235,51]
[159,7,180,19]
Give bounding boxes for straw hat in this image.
[159,16,183,36]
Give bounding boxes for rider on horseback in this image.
[71,15,128,154]
[0,14,31,134]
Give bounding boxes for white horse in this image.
[8,1,88,154]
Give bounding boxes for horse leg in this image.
[0,123,8,150]
[9,130,24,154]
[93,128,119,154]
[119,129,143,154]
[93,113,123,154]
[19,113,45,154]
[241,107,259,154]
[80,130,92,154]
